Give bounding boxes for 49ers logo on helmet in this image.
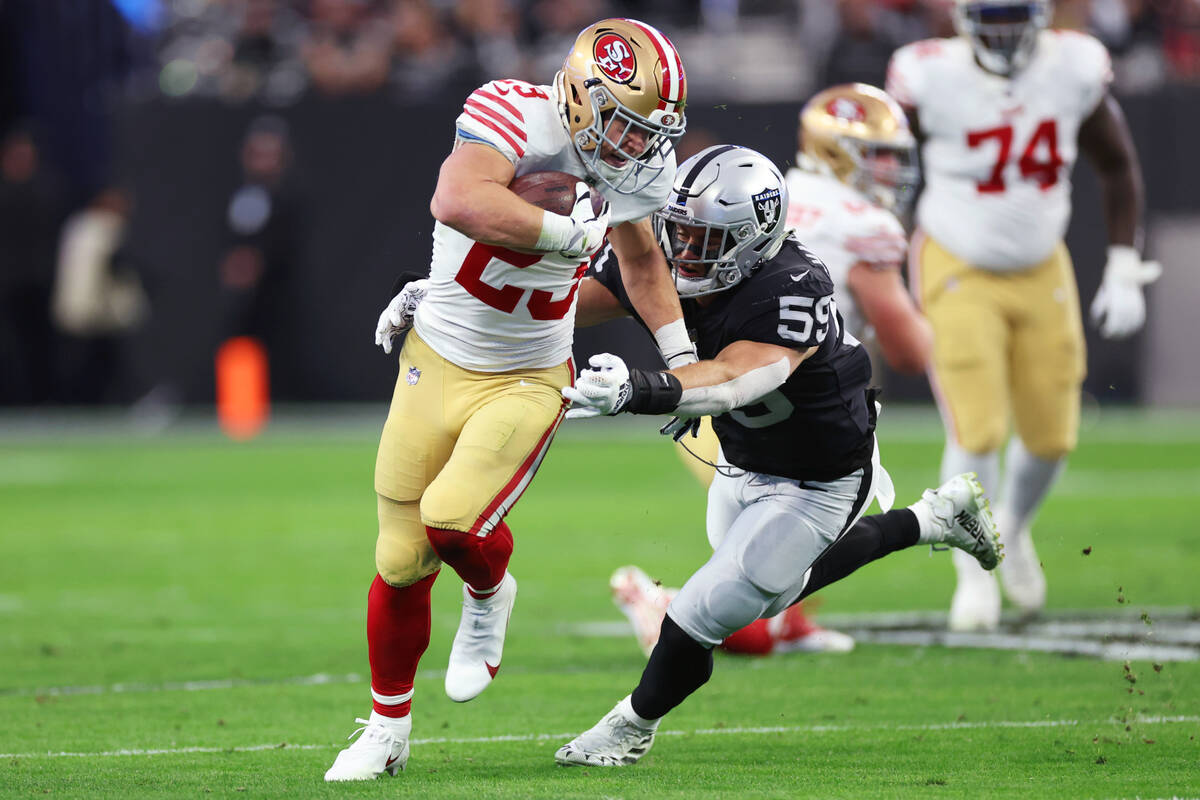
[594,32,636,84]
[826,97,867,123]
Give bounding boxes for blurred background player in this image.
[606,82,933,657]
[886,0,1160,631]
[555,144,999,767]
[328,18,694,782]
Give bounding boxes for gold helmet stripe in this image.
[621,18,684,112]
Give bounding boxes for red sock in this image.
[368,571,437,718]
[426,521,513,597]
[719,618,776,655]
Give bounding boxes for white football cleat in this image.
[444,572,517,702]
[324,715,410,781]
[921,472,1002,570]
[610,566,674,657]
[949,549,1002,632]
[555,696,659,767]
[997,519,1046,616]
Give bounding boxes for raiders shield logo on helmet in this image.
[593,32,636,83]
[752,187,781,229]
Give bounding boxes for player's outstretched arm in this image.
[562,340,813,420]
[608,218,695,368]
[847,264,932,375]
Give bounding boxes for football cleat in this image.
[997,519,1046,616]
[324,715,410,781]
[555,696,659,767]
[610,565,674,657]
[444,572,517,703]
[949,549,1002,632]
[921,472,1002,570]
[771,603,855,653]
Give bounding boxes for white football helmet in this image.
[954,0,1053,75]
[655,145,790,297]
[556,18,688,195]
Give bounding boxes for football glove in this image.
[537,183,611,260]
[562,353,632,419]
[659,416,701,441]
[375,277,430,354]
[1089,245,1161,340]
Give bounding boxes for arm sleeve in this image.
[675,357,792,416]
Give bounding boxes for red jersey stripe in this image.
[462,111,526,158]
[471,88,525,122]
[464,99,526,142]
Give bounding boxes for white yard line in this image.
[3,716,1196,761]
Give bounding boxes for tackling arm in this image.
[563,340,812,419]
[846,263,932,375]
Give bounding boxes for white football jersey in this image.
[784,168,907,338]
[414,79,676,372]
[887,31,1112,270]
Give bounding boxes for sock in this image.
[719,618,775,655]
[630,614,714,721]
[941,439,999,500]
[799,509,919,600]
[368,571,438,718]
[999,437,1064,533]
[617,694,661,730]
[907,497,942,544]
[426,521,513,597]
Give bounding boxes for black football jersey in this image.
[587,238,875,481]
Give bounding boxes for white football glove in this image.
[374,278,430,354]
[561,353,631,419]
[1089,245,1161,340]
[537,183,611,260]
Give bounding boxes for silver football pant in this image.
[667,439,892,648]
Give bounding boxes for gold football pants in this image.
[912,231,1085,459]
[373,330,569,587]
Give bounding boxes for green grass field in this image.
[2,408,1198,799]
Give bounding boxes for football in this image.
[509,170,604,216]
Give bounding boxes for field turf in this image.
[2,408,1198,798]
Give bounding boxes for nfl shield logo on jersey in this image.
[753,188,781,229]
[406,366,421,386]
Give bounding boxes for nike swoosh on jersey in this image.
[790,270,810,282]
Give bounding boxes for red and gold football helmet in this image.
[556,18,687,195]
[799,83,919,214]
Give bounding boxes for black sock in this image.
[799,508,920,601]
[630,614,714,721]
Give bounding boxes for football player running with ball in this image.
[553,145,1001,767]
[325,19,697,782]
[601,83,935,657]
[886,0,1160,631]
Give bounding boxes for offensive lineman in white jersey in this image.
[886,0,1161,631]
[325,19,696,781]
[604,83,935,658]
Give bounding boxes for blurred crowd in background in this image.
[1,0,1199,406]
